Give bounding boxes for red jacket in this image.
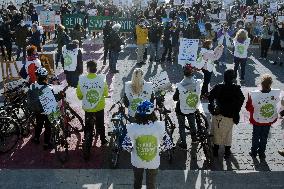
[26,56,41,84]
[245,94,277,126]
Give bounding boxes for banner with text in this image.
[178,38,199,66]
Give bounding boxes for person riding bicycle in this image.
[123,68,154,121]
[122,100,174,189]
[30,67,56,150]
[76,61,109,160]
[208,69,245,159]
[173,64,202,150]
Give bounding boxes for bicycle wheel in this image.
[65,105,84,132]
[52,121,69,163]
[109,133,120,169]
[0,117,20,153]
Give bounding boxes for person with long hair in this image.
[233,29,251,82]
[122,100,174,189]
[124,68,154,120]
[197,40,223,98]
[26,45,42,84]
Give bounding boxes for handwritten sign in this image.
[39,87,60,122]
[149,71,171,92]
[178,38,199,66]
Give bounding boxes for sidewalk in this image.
[1,169,284,189]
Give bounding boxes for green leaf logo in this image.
[64,54,72,67]
[136,135,157,162]
[186,93,199,108]
[260,104,274,118]
[86,89,100,105]
[131,98,143,112]
[237,45,245,55]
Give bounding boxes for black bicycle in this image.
[108,101,131,168]
[185,109,213,167]
[155,90,175,163]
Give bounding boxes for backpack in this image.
[26,84,47,114]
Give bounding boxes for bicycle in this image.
[185,109,213,167]
[108,100,131,168]
[154,90,175,164]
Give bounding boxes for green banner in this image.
[89,16,135,32]
[62,14,85,29]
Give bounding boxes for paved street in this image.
[1,41,284,188]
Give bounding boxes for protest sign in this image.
[256,16,264,24]
[178,38,199,66]
[184,0,193,7]
[278,16,284,23]
[174,0,182,5]
[39,87,60,123]
[55,15,61,25]
[198,22,206,35]
[87,9,97,16]
[270,2,278,13]
[149,71,171,92]
[245,15,254,23]
[40,11,56,31]
[219,11,226,20]
[62,14,85,29]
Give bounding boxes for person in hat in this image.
[122,100,174,189]
[173,64,202,150]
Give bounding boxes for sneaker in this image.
[249,151,257,158]
[278,149,284,157]
[177,143,187,151]
[31,137,40,145]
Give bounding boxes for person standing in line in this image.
[233,29,250,82]
[77,61,109,161]
[208,69,245,159]
[246,74,281,159]
[122,100,174,189]
[135,19,149,65]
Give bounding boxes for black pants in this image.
[103,44,109,63]
[133,167,158,189]
[260,38,271,58]
[201,69,212,96]
[65,71,80,88]
[234,57,247,80]
[2,42,12,61]
[34,113,51,144]
[84,110,106,146]
[251,125,270,156]
[143,47,147,60]
[162,45,172,61]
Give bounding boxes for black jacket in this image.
[148,24,163,43]
[208,83,245,124]
[103,24,112,45]
[109,30,123,52]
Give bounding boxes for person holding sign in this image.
[122,100,174,189]
[77,61,109,160]
[233,29,250,82]
[123,68,154,120]
[246,74,281,159]
[173,64,201,150]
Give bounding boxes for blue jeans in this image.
[251,125,270,156]
[109,50,119,71]
[234,57,247,80]
[219,45,228,63]
[177,113,196,145]
[149,42,161,61]
[16,45,26,60]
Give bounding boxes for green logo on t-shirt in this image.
[186,92,199,108]
[136,135,157,162]
[237,45,245,55]
[131,98,143,112]
[260,104,274,118]
[64,54,72,67]
[86,89,100,105]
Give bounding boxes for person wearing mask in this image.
[246,74,281,159]
[62,40,83,87]
[173,64,201,150]
[26,45,42,84]
[260,19,273,60]
[70,23,84,48]
[197,40,223,98]
[161,22,172,62]
[77,61,109,160]
[208,69,245,159]
[148,18,162,63]
[122,100,174,189]
[30,23,42,52]
[15,20,29,61]
[271,23,283,66]
[102,21,112,65]
[109,23,123,73]
[233,29,251,82]
[30,67,54,150]
[124,68,154,120]
[136,19,149,65]
[55,24,70,68]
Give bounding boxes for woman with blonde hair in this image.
[233,29,251,82]
[124,68,154,119]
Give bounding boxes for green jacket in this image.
[76,73,109,112]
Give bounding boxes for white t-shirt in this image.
[233,38,250,59]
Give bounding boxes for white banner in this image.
[178,38,199,66]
